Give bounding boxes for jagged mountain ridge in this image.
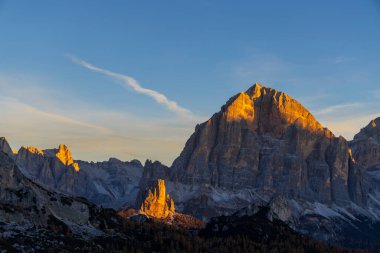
[6,142,144,208]
[146,83,378,244]
[2,83,380,247]
[0,147,370,252]
[0,148,125,241]
[167,84,364,212]
[350,117,380,169]
[349,117,380,223]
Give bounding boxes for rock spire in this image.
[140,179,175,219]
[55,144,80,172]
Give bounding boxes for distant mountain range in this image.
[1,83,380,251]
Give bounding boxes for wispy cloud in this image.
[314,103,363,116]
[0,72,199,165]
[311,102,379,140]
[67,54,192,118]
[0,96,110,134]
[333,56,353,65]
[322,113,380,140]
[0,95,194,165]
[372,90,380,99]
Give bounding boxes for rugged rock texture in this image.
[349,117,380,222]
[142,160,169,182]
[350,117,380,169]
[170,84,359,211]
[11,142,144,208]
[55,144,80,171]
[140,179,175,219]
[0,148,108,235]
[148,83,380,243]
[0,137,14,158]
[121,179,204,229]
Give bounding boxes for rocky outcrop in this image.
[170,84,359,212]
[140,179,175,219]
[349,117,380,223]
[0,137,14,158]
[142,160,169,182]
[350,117,380,169]
[0,150,104,233]
[55,144,80,171]
[121,179,204,229]
[12,143,144,208]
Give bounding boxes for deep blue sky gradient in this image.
[0,0,379,163]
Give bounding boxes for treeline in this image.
[89,213,374,253]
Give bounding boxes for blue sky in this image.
[0,0,379,165]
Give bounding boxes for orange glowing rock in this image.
[56,144,80,172]
[139,179,175,219]
[23,146,45,156]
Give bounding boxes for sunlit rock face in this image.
[160,83,380,242]
[55,144,80,172]
[140,179,175,219]
[170,84,356,209]
[350,117,380,169]
[13,144,143,208]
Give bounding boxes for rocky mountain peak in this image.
[0,137,14,157]
[221,84,328,137]
[22,146,45,156]
[170,83,357,217]
[350,117,380,169]
[353,117,380,141]
[139,179,175,219]
[17,144,80,172]
[371,118,380,128]
[55,144,80,171]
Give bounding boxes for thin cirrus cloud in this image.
[0,96,111,135]
[313,103,363,116]
[311,101,379,140]
[66,54,193,118]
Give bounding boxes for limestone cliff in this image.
[170,84,357,209]
[140,179,175,219]
[350,117,380,169]
[0,150,89,228]
[13,143,143,208]
[0,137,14,158]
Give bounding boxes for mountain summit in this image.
[350,117,380,169]
[55,144,80,171]
[0,137,13,158]
[221,84,327,136]
[2,84,380,247]
[170,83,351,204]
[163,84,376,242]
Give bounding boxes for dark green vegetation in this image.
[1,207,376,253]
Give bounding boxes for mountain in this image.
[0,142,134,251]
[2,83,380,249]
[0,146,369,252]
[0,137,14,158]
[350,118,380,169]
[146,84,379,244]
[349,117,380,224]
[11,143,143,208]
